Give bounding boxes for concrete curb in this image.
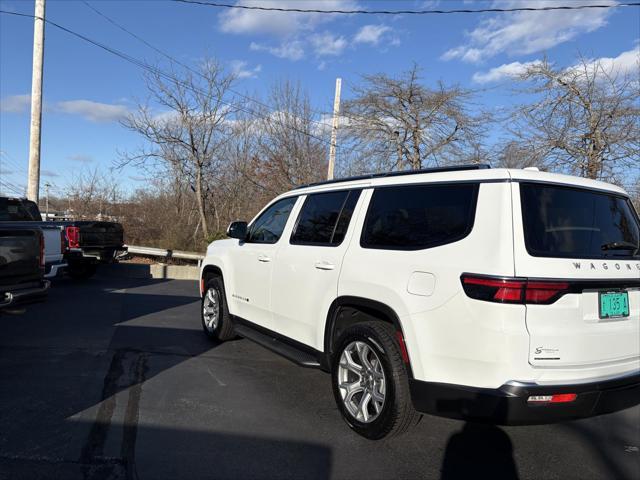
[101,263,199,280]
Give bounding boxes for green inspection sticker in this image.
[599,291,629,319]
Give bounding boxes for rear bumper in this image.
[410,371,640,425]
[66,247,121,263]
[0,280,50,310]
[44,261,67,279]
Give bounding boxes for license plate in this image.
[599,291,629,319]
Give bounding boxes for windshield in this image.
[520,182,640,259]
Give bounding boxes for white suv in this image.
[199,165,640,439]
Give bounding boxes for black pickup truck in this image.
[0,225,49,313]
[0,197,125,279]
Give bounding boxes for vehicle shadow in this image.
[0,276,224,470]
[559,412,640,480]
[441,422,519,479]
[1,424,333,480]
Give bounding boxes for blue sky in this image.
[1,0,639,196]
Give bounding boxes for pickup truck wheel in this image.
[201,276,234,341]
[331,321,420,440]
[67,262,97,280]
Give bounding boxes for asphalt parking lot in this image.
[1,275,638,480]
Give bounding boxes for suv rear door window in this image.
[291,190,361,246]
[520,183,640,259]
[361,183,479,250]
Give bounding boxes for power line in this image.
[170,0,640,15]
[0,180,26,196]
[0,9,334,148]
[0,156,28,176]
[81,0,332,127]
[0,152,29,193]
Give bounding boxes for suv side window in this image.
[246,196,297,244]
[361,183,479,250]
[291,190,361,246]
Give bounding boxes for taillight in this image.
[525,281,570,303]
[65,226,80,249]
[461,274,570,305]
[39,232,45,269]
[461,276,525,303]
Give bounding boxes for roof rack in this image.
[295,164,491,190]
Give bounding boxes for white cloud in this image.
[310,31,347,56]
[0,94,31,113]
[574,45,640,78]
[152,110,181,124]
[67,154,94,163]
[442,0,616,63]
[219,0,359,37]
[1,96,131,122]
[250,40,305,60]
[56,100,129,122]
[473,45,640,84]
[312,112,351,136]
[230,60,262,79]
[473,60,543,83]
[41,169,61,178]
[354,25,391,45]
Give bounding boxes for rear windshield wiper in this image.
[601,241,638,252]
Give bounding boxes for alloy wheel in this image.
[202,287,220,332]
[337,341,386,423]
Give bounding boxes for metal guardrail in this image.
[124,244,204,263]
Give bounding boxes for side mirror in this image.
[227,221,248,240]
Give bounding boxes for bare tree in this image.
[120,59,237,239]
[253,80,328,191]
[495,141,545,169]
[509,56,640,181]
[341,64,484,172]
[66,167,122,220]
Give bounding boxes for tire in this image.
[67,262,97,280]
[331,321,420,440]
[201,276,235,341]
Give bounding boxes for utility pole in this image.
[44,181,50,219]
[327,77,342,180]
[27,0,46,203]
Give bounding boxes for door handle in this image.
[257,255,271,263]
[315,261,335,271]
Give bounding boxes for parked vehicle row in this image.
[200,165,640,439]
[0,197,124,279]
[0,196,125,313]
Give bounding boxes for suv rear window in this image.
[520,183,640,259]
[291,190,361,246]
[361,183,479,250]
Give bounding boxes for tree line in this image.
[58,53,640,251]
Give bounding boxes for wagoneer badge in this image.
[573,262,640,271]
